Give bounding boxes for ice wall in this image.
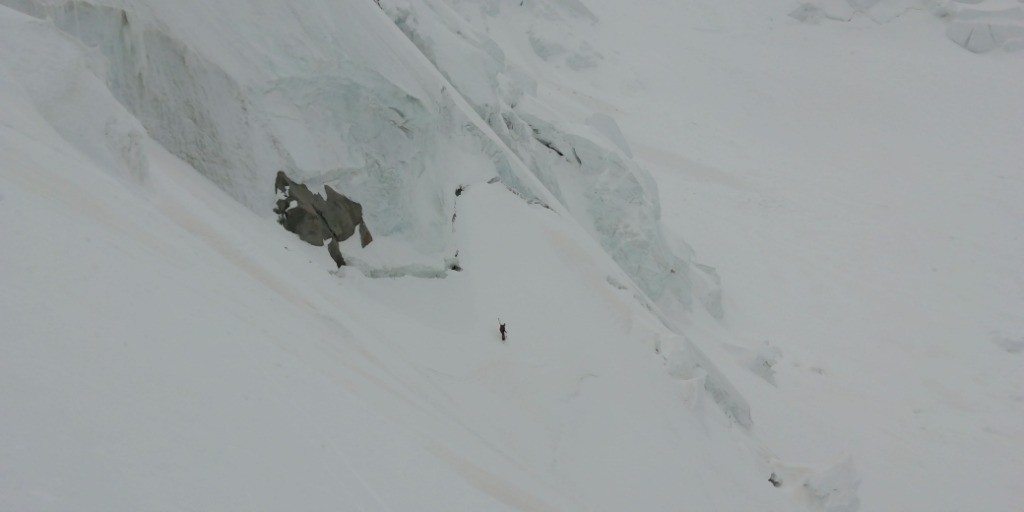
[0,0,721,317]
[0,4,148,186]
[0,0,562,264]
[382,0,722,316]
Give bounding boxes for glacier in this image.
[3,0,717,318]
[0,0,780,510]
[3,0,1022,510]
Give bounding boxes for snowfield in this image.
[1,0,1022,511]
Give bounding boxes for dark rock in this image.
[321,185,361,241]
[273,170,374,264]
[445,255,462,272]
[274,170,290,193]
[282,203,327,246]
[327,238,345,268]
[358,222,373,248]
[274,198,290,215]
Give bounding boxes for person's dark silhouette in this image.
[499,321,507,342]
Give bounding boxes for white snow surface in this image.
[2,0,1022,511]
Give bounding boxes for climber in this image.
[499,320,507,342]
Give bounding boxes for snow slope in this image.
[4,0,1020,510]
[0,1,805,511]
[514,0,1022,509]
[0,0,716,318]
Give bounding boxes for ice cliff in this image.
[0,0,719,318]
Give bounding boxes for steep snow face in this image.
[789,0,1024,53]
[565,0,1024,510]
[0,1,806,511]
[2,0,716,316]
[0,4,148,186]
[381,0,721,315]
[1,0,563,266]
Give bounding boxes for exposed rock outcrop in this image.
[274,171,372,267]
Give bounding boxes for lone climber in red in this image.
[499,321,507,342]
